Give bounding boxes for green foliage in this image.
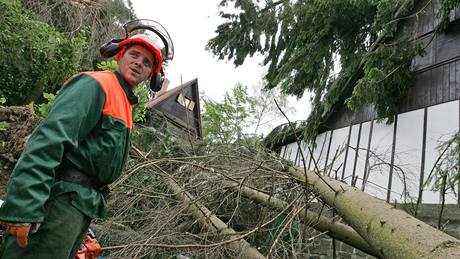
[97,60,118,70]
[302,104,325,144]
[202,84,256,144]
[437,0,460,31]
[205,83,293,146]
[346,41,424,122]
[133,84,150,123]
[207,0,377,98]
[370,0,413,37]
[209,0,460,143]
[249,85,293,135]
[301,58,361,143]
[425,133,460,194]
[207,0,406,142]
[21,0,136,68]
[0,1,86,105]
[263,120,306,149]
[36,92,56,118]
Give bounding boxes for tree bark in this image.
[288,167,460,258]
[165,177,266,259]
[197,171,380,257]
[226,180,379,257]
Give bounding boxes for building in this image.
[145,78,203,140]
[273,0,460,206]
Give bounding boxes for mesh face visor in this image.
[123,19,174,61]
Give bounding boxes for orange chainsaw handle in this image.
[75,229,102,259]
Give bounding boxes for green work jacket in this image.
[0,70,137,223]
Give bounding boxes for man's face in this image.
[117,45,154,87]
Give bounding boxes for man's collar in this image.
[114,70,139,105]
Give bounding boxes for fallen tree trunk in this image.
[224,179,378,257]
[127,147,265,258]
[195,169,379,257]
[165,176,266,259]
[289,167,460,258]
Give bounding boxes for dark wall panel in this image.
[324,58,460,130]
[437,27,460,63]
[450,62,457,100]
[154,81,201,137]
[322,1,460,131]
[403,0,460,38]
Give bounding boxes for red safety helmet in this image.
[100,19,174,91]
[116,34,163,77]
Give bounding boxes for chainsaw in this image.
[75,228,102,259]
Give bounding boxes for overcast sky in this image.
[131,0,311,132]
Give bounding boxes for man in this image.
[0,26,169,258]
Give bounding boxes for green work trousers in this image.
[0,193,91,259]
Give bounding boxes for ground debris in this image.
[0,106,40,195]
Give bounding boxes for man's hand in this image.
[1,222,39,248]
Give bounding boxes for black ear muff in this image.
[100,39,124,58]
[150,72,164,92]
